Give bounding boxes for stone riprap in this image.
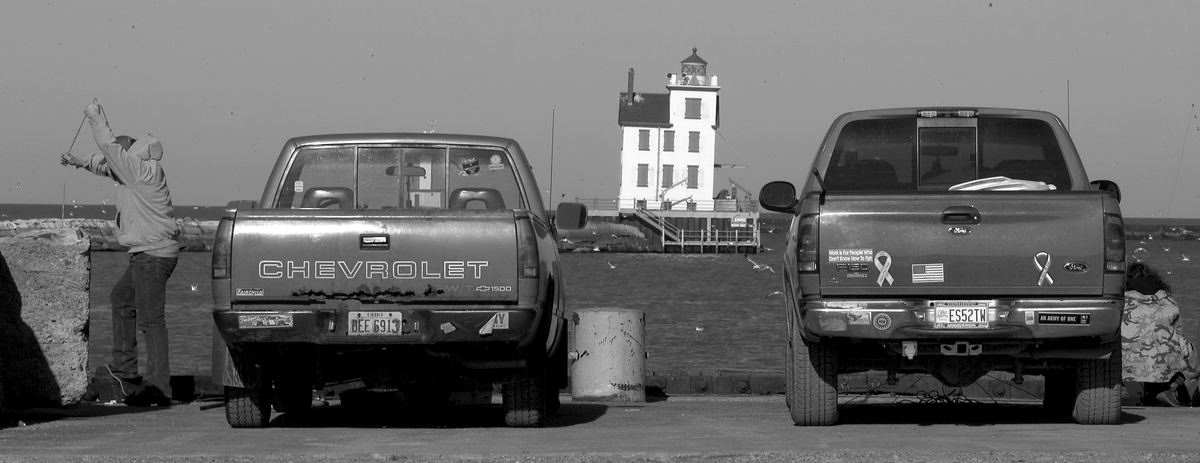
[0,227,90,407]
[0,218,216,251]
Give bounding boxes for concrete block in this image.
[0,226,91,407]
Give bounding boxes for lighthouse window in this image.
[662,164,674,187]
[688,131,700,152]
[685,98,701,119]
[687,165,699,189]
[638,129,650,151]
[664,130,675,152]
[637,164,649,187]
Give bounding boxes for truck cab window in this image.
[448,148,522,210]
[282,147,355,209]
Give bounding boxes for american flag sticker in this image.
[911,263,945,283]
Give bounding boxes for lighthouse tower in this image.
[617,48,720,211]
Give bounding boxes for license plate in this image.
[348,311,403,336]
[934,304,989,329]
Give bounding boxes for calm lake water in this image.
[85,234,1200,377]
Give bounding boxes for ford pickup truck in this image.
[211,133,587,428]
[759,108,1126,425]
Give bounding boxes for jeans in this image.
[109,252,178,397]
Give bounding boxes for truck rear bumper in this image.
[798,297,1122,343]
[214,305,541,346]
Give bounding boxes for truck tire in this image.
[1072,354,1122,424]
[225,384,271,428]
[503,368,547,427]
[787,331,838,426]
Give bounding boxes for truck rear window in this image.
[824,117,1070,191]
[277,145,524,210]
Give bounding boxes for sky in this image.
[2,1,1198,218]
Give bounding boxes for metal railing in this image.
[576,197,758,213]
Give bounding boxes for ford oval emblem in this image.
[947,226,972,236]
[1063,262,1089,273]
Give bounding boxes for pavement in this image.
[2,394,1199,462]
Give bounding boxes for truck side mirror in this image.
[1090,180,1121,202]
[759,181,798,212]
[554,202,588,230]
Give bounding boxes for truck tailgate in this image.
[228,209,519,303]
[819,192,1105,296]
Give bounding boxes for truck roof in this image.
[835,107,1061,122]
[283,133,519,151]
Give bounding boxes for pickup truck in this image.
[211,133,587,428]
[759,108,1126,425]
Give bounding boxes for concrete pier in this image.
[0,227,91,407]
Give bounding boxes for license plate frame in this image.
[348,311,403,336]
[932,301,990,329]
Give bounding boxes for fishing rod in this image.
[61,113,87,219]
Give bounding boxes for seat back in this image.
[300,187,354,209]
[448,188,506,210]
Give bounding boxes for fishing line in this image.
[1165,103,1196,216]
[61,113,87,219]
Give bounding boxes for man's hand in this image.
[85,100,101,119]
[60,152,82,168]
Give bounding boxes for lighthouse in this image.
[604,48,758,253]
[617,48,720,211]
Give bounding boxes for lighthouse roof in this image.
[681,47,707,65]
[617,92,671,128]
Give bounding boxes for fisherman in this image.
[60,100,179,406]
[1121,262,1199,406]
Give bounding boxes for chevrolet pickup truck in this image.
[211,133,587,428]
[759,108,1126,425]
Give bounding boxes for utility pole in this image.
[548,108,555,208]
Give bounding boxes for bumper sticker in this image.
[1034,251,1055,286]
[829,248,874,263]
[872,313,892,331]
[848,312,871,325]
[911,263,944,283]
[238,314,293,329]
[874,251,894,287]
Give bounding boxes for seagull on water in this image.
[190,283,199,291]
[765,290,783,298]
[746,255,775,274]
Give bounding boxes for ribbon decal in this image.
[875,251,894,287]
[1034,251,1054,286]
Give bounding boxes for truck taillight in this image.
[1103,213,1125,273]
[797,214,818,273]
[516,216,539,278]
[212,216,234,280]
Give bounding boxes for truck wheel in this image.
[225,384,271,428]
[787,331,838,426]
[1072,353,1122,424]
[503,368,547,427]
[1042,370,1076,417]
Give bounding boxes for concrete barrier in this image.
[0,227,91,407]
[570,308,646,402]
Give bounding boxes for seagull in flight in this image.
[764,290,783,298]
[190,283,199,291]
[606,261,616,269]
[746,255,775,274]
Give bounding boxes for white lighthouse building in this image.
[617,48,720,211]
[604,48,758,253]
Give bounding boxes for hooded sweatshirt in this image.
[82,113,179,257]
